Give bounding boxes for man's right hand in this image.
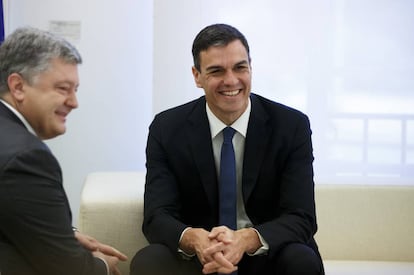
[179,227,236,274]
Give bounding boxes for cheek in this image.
[205,77,221,90]
[241,74,251,85]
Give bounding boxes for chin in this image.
[49,128,67,139]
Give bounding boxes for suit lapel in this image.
[185,95,272,209]
[242,94,271,202]
[186,97,218,209]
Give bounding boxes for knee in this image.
[274,243,324,275]
[130,244,177,275]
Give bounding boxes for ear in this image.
[191,66,202,88]
[7,73,26,102]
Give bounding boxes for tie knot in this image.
[223,127,236,143]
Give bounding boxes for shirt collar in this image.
[0,99,37,136]
[206,98,251,139]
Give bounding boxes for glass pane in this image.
[368,120,401,145]
[328,144,363,162]
[367,146,400,165]
[330,118,364,143]
[407,120,414,146]
[407,150,414,165]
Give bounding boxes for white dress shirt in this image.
[179,98,268,257]
[206,99,269,255]
[205,100,251,230]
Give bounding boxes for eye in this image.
[56,86,71,95]
[236,64,249,71]
[208,69,222,75]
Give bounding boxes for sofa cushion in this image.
[324,260,414,275]
[315,184,414,262]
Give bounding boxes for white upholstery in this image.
[78,172,148,274]
[315,184,414,262]
[78,172,414,275]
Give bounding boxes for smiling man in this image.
[130,23,324,275]
[0,27,127,275]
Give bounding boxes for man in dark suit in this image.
[130,24,324,275]
[0,27,127,275]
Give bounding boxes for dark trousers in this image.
[130,243,325,275]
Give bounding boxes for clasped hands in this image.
[75,230,128,275]
[180,226,260,274]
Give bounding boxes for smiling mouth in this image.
[220,90,241,96]
[56,111,68,120]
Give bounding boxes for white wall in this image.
[6,0,153,224]
[153,0,204,113]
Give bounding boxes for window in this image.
[154,0,414,184]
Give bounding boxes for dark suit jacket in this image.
[0,102,107,275]
[143,93,321,259]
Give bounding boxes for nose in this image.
[222,70,239,86]
[66,91,79,109]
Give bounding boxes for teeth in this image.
[222,90,240,96]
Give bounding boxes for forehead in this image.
[199,40,249,68]
[36,58,79,83]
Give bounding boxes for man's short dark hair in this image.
[192,24,251,71]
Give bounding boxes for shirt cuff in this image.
[95,256,110,275]
[246,228,269,256]
[177,227,196,259]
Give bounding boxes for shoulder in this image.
[250,93,310,123]
[150,96,206,129]
[0,116,56,174]
[155,96,205,119]
[0,116,44,151]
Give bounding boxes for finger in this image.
[112,266,121,275]
[217,265,238,274]
[208,226,227,239]
[202,250,233,273]
[83,241,98,251]
[202,261,220,274]
[75,232,100,250]
[209,227,233,244]
[215,233,233,244]
[212,251,234,269]
[202,256,225,274]
[203,260,237,275]
[203,240,222,252]
[98,244,128,260]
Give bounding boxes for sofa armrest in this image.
[78,171,148,274]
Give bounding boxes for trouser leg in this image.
[130,243,203,275]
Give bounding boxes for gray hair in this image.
[0,26,82,95]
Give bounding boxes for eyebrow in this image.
[55,80,80,89]
[205,60,249,72]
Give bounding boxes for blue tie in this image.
[219,127,237,230]
[219,127,238,275]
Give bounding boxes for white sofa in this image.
[78,172,414,275]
